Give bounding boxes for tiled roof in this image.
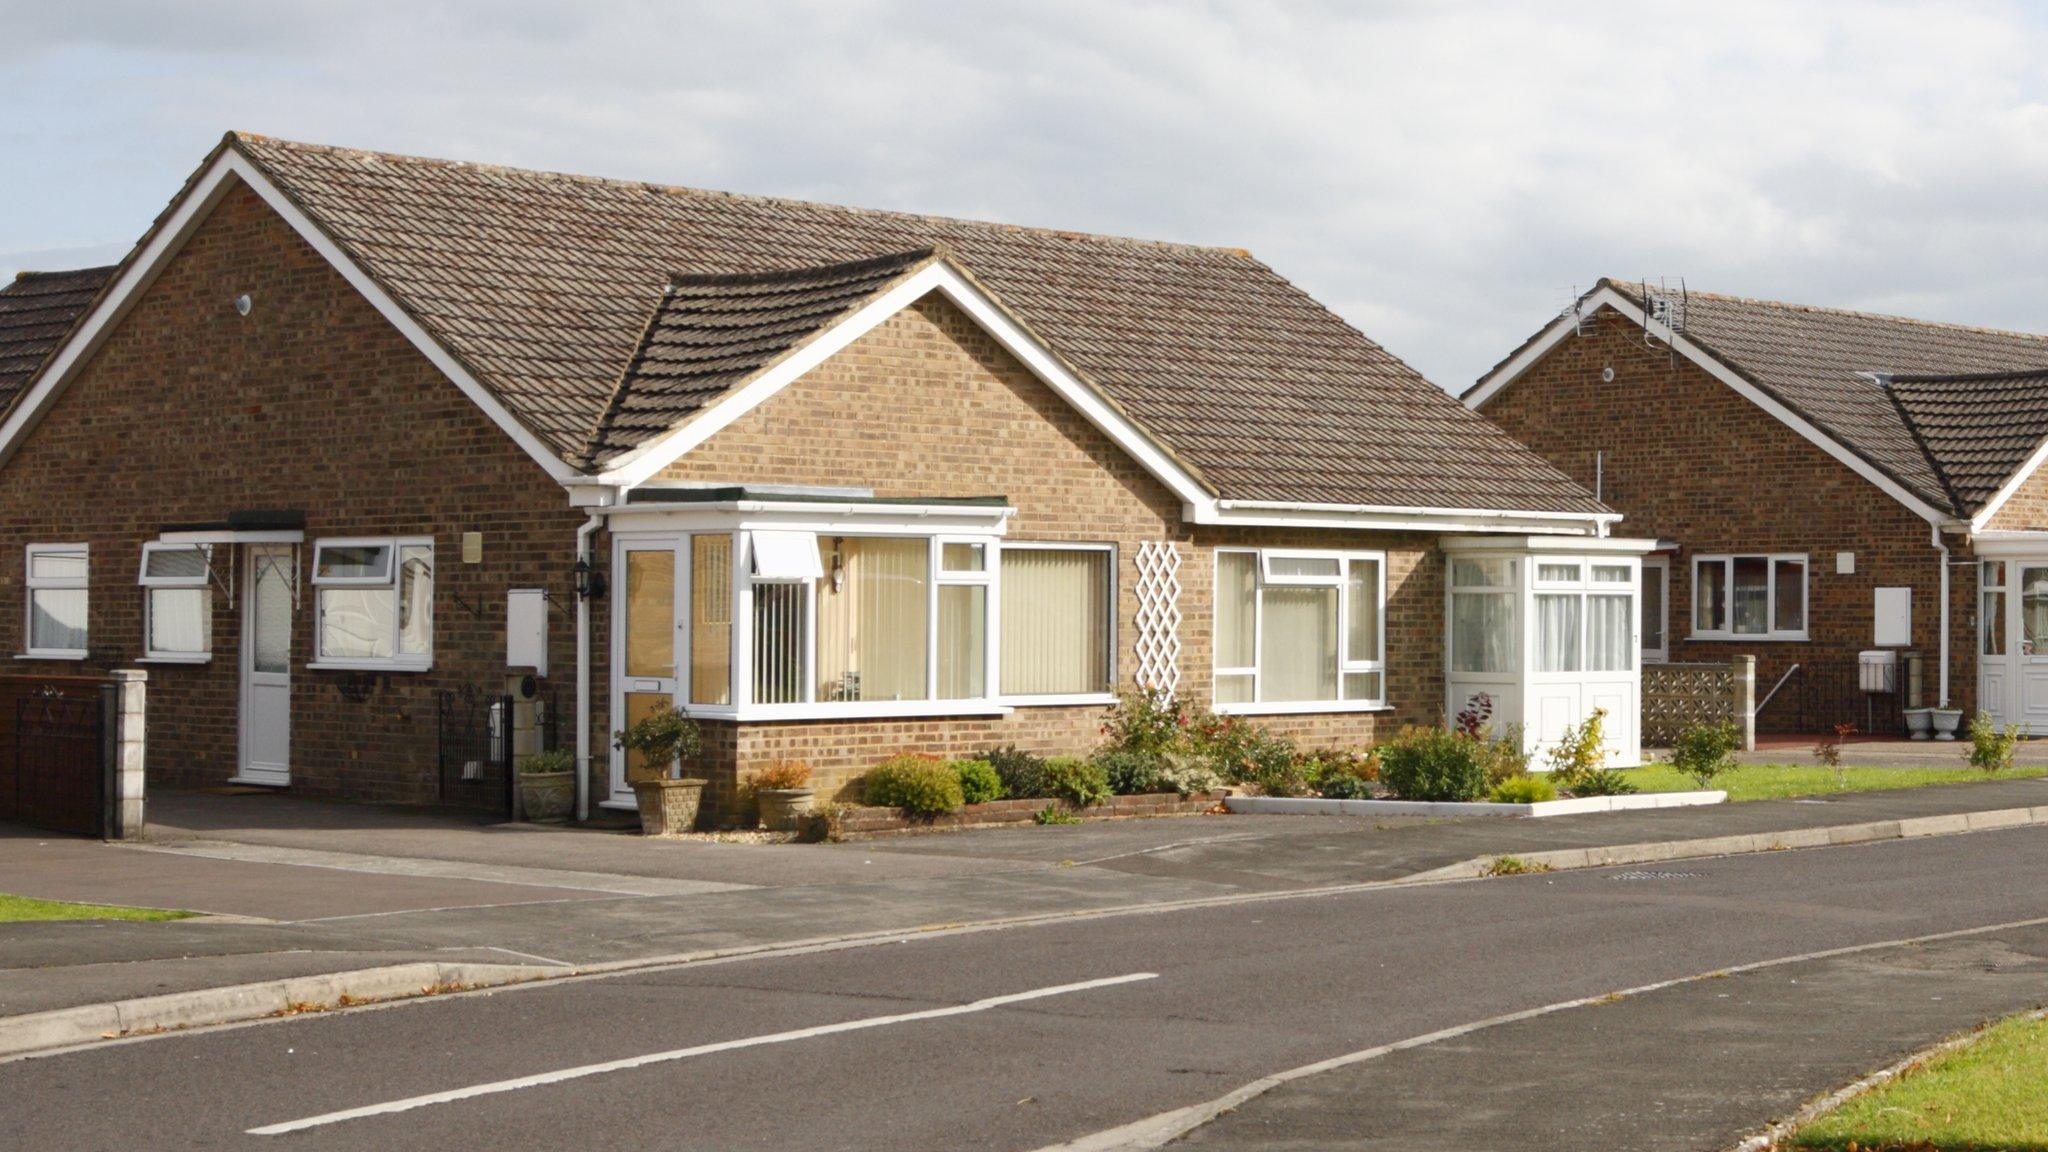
[0,266,115,415]
[222,133,1606,515]
[585,248,938,466]
[1598,279,2048,517]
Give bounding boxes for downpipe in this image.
[1932,522,1950,709]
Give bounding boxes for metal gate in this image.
[435,686,562,819]
[0,679,112,837]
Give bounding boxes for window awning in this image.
[158,510,307,546]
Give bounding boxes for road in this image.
[8,826,2048,1151]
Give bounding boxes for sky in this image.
[6,0,2048,393]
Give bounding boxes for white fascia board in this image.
[1970,432,2048,531]
[602,501,1015,537]
[0,149,583,486]
[1441,534,1658,554]
[1468,286,1955,528]
[1192,500,1615,536]
[1963,529,2048,555]
[594,262,1219,513]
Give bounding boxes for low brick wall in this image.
[839,790,1225,838]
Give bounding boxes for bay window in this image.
[1213,548,1385,712]
[1692,554,1806,640]
[25,543,89,658]
[311,538,433,668]
[999,545,1113,698]
[139,542,212,660]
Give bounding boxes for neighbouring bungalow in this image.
[1471,279,2048,737]
[0,133,1651,825]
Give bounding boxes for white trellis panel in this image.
[1133,541,1183,694]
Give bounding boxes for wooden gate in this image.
[0,676,112,837]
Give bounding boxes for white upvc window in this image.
[1640,557,1670,663]
[310,537,433,669]
[24,543,89,659]
[998,542,1115,703]
[1449,556,1518,674]
[1213,547,1386,714]
[1692,553,1808,641]
[138,543,213,661]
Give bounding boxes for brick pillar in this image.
[109,669,147,839]
[1730,656,1756,751]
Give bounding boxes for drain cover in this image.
[1609,869,1703,881]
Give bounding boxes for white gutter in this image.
[574,512,602,822]
[1209,498,1619,524]
[1932,522,1950,709]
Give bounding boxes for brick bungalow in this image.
[1470,279,2048,736]
[0,133,1651,823]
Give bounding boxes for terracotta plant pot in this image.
[756,787,816,832]
[517,770,575,823]
[632,777,708,835]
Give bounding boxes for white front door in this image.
[609,538,682,805]
[2016,563,2048,735]
[238,544,294,785]
[1980,560,2011,729]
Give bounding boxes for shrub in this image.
[1968,711,2020,776]
[1453,691,1495,740]
[1213,726,1309,796]
[1481,855,1553,876]
[1186,713,1265,778]
[1317,773,1376,800]
[612,704,702,778]
[748,758,812,791]
[1489,774,1556,804]
[798,802,851,843]
[1670,720,1742,789]
[1033,804,1081,825]
[1156,751,1223,796]
[516,748,574,775]
[1566,767,1637,797]
[1041,756,1112,807]
[1098,688,1192,755]
[1093,749,1165,796]
[863,753,964,815]
[984,745,1050,799]
[1378,727,1488,802]
[1545,708,1608,791]
[1479,725,1530,786]
[951,759,1004,805]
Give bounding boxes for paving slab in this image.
[1169,920,2048,1151]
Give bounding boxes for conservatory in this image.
[1441,535,1657,768]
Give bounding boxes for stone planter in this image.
[517,770,575,823]
[632,777,708,835]
[1904,708,1934,741]
[1931,708,1964,742]
[756,787,816,832]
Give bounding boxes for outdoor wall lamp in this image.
[574,556,608,601]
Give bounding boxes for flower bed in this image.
[838,790,1225,837]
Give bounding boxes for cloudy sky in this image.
[6,1,2048,391]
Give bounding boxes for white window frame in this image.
[308,536,434,671]
[1213,546,1389,716]
[1690,553,1809,641]
[22,543,90,660]
[138,543,213,663]
[1640,557,1670,664]
[996,541,1118,706]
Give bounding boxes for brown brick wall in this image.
[1479,308,1973,727]
[0,181,604,804]
[1985,458,2048,531]
[660,295,1444,820]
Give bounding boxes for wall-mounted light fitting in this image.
[233,294,253,317]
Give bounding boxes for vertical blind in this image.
[691,534,732,705]
[999,549,1109,695]
[815,537,927,702]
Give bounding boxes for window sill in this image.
[15,651,87,661]
[138,654,212,665]
[305,660,433,673]
[1002,692,1118,708]
[1213,701,1394,717]
[1686,633,1809,643]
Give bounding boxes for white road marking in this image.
[248,971,1157,1136]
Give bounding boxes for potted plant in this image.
[515,749,576,823]
[1931,706,1965,742]
[1904,708,1934,740]
[748,759,815,831]
[614,704,706,835]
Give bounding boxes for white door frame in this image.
[235,543,293,786]
[606,535,683,807]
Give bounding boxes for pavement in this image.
[4,825,2048,1150]
[1727,734,2048,768]
[4,777,2048,1032]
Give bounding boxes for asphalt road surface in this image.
[9,827,2048,1151]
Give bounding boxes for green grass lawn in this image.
[0,892,191,923]
[1620,762,2045,802]
[1790,1013,2048,1151]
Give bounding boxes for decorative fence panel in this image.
[1641,660,1754,748]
